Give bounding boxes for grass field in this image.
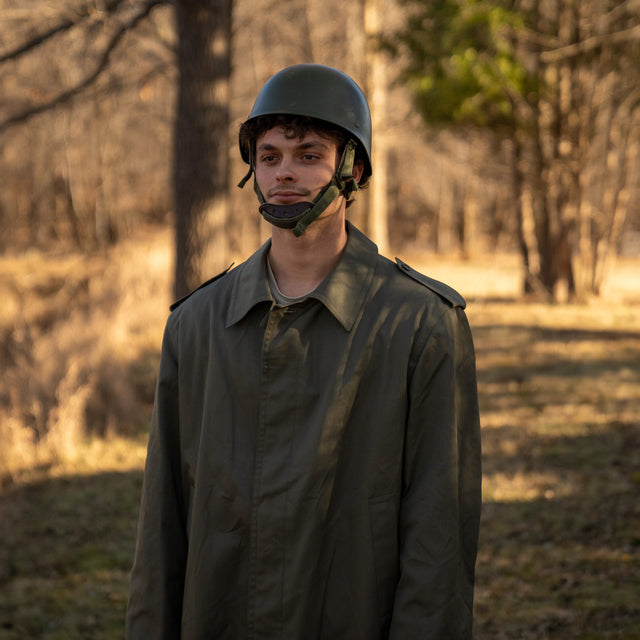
[469,300,640,639]
[1,230,639,638]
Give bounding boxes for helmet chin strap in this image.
[237,140,358,238]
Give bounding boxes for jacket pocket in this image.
[368,494,399,625]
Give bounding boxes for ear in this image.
[352,159,364,184]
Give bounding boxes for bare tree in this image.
[0,0,175,251]
[522,0,640,299]
[0,0,167,132]
[173,0,233,298]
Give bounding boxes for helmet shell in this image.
[240,64,372,181]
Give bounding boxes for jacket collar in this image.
[225,222,378,331]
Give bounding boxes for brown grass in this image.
[0,228,172,484]
[468,300,640,639]
[0,229,639,638]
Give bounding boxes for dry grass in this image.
[467,300,640,639]
[0,228,172,484]
[0,229,639,638]
[0,231,170,638]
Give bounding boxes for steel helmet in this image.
[238,65,372,236]
[240,64,372,182]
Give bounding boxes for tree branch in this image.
[0,17,80,64]
[540,24,640,64]
[0,0,169,133]
[593,0,640,34]
[0,0,127,64]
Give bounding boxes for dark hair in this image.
[239,115,369,192]
[240,115,344,156]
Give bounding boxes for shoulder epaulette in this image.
[169,264,234,311]
[395,258,466,309]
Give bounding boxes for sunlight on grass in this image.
[470,297,640,639]
[0,229,169,484]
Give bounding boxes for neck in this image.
[268,208,348,298]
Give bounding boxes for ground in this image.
[0,230,638,638]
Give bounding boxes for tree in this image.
[364,0,391,255]
[390,0,640,299]
[0,0,234,299]
[0,0,175,251]
[173,0,233,298]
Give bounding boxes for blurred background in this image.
[0,0,639,638]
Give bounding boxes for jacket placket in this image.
[248,304,302,639]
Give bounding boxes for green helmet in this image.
[238,64,373,236]
[240,64,372,182]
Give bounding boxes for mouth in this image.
[267,190,310,204]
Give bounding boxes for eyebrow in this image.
[256,140,331,152]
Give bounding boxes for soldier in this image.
[126,64,481,639]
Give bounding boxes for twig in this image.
[0,0,127,64]
[0,0,169,133]
[540,24,640,64]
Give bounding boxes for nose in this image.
[275,156,296,182]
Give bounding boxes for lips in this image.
[268,190,309,204]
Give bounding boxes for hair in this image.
[239,114,369,193]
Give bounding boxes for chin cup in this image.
[258,202,313,229]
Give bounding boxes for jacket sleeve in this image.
[126,316,187,639]
[389,306,482,639]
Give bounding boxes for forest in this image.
[1,0,639,638]
[2,0,639,295]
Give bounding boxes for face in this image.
[254,127,340,207]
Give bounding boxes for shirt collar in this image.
[308,222,378,330]
[225,239,273,328]
[225,222,378,331]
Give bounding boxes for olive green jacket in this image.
[126,223,481,639]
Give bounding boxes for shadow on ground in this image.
[471,311,640,639]
[0,471,143,640]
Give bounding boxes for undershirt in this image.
[267,259,310,306]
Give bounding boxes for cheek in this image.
[254,165,270,191]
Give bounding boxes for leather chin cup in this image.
[258,202,313,230]
[259,179,345,237]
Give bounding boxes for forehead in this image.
[256,126,336,150]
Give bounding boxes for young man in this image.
[126,64,481,639]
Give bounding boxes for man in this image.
[126,64,481,639]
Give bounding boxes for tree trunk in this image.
[364,0,389,255]
[173,0,232,299]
